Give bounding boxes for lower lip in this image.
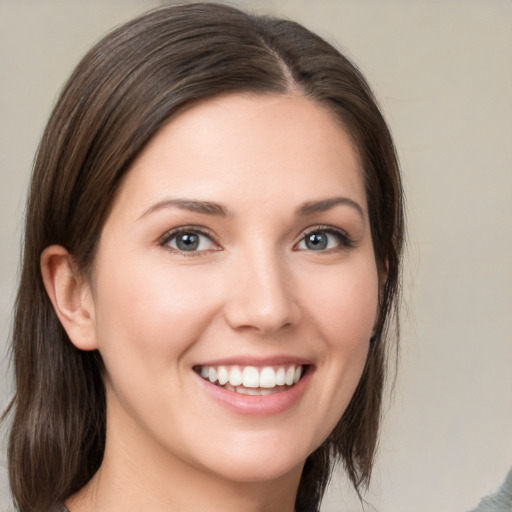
[196,368,312,417]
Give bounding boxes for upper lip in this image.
[193,355,313,368]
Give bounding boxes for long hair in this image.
[4,3,404,511]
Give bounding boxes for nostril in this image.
[224,297,300,335]
[222,256,300,333]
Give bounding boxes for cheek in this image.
[299,257,378,429]
[302,257,379,346]
[90,258,226,427]
[91,257,222,366]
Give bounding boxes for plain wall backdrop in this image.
[1,1,511,511]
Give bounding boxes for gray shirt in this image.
[468,467,512,512]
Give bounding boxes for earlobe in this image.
[40,245,98,351]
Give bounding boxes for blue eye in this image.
[297,228,351,251]
[163,229,216,253]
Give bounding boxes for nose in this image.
[223,248,300,334]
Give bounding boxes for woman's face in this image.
[87,93,380,485]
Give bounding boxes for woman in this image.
[4,3,403,511]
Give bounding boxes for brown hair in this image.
[4,3,403,511]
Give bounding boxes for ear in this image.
[372,258,389,335]
[378,258,389,290]
[40,245,98,351]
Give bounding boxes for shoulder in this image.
[468,467,512,512]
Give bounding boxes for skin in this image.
[42,93,381,512]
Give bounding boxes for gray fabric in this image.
[468,468,512,512]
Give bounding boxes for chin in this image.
[186,430,315,485]
[202,453,305,485]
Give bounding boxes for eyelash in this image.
[159,225,354,255]
[160,226,219,257]
[296,225,355,252]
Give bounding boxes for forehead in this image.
[111,92,366,218]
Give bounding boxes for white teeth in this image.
[259,366,276,388]
[236,387,274,396]
[285,367,295,386]
[294,366,302,384]
[242,366,260,388]
[208,367,217,384]
[275,367,286,386]
[229,367,243,387]
[198,364,305,390]
[237,387,261,396]
[217,366,229,386]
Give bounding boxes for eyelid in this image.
[158,224,354,254]
[295,225,355,251]
[159,225,221,254]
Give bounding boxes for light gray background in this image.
[1,1,511,511]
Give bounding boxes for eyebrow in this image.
[139,196,364,220]
[297,197,365,219]
[139,199,228,219]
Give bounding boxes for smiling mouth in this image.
[194,364,306,396]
